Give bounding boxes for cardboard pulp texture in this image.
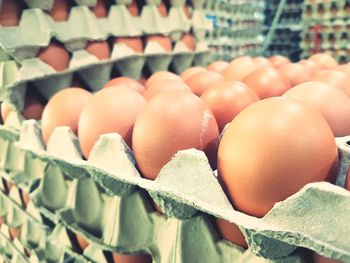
[0,118,347,262]
[302,0,348,22]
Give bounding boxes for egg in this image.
[38,42,70,72]
[114,37,144,53]
[91,0,108,18]
[41,88,92,145]
[127,0,139,16]
[278,63,311,86]
[243,67,291,99]
[333,64,350,75]
[183,5,191,18]
[283,81,350,137]
[309,53,338,69]
[313,253,342,263]
[79,86,145,159]
[253,56,271,68]
[146,35,172,52]
[200,80,259,132]
[104,77,145,94]
[143,79,191,100]
[1,102,12,122]
[185,71,223,96]
[132,90,219,180]
[85,41,110,60]
[0,0,22,26]
[113,253,152,263]
[181,33,196,51]
[145,71,182,87]
[180,67,207,82]
[207,61,229,73]
[218,97,338,218]
[216,218,247,248]
[221,56,256,81]
[76,234,89,251]
[157,2,168,16]
[311,69,350,97]
[9,227,20,240]
[298,59,322,76]
[50,0,70,22]
[268,55,290,68]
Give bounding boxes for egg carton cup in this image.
[0,230,28,263]
[0,41,210,111]
[302,1,349,22]
[3,119,348,262]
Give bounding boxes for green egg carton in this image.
[8,119,350,262]
[0,230,28,263]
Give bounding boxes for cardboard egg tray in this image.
[0,115,348,263]
[302,0,349,22]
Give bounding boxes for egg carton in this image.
[0,118,346,263]
[302,0,349,22]
[300,48,350,63]
[0,40,211,112]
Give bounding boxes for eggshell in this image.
[146,35,172,52]
[283,81,350,137]
[50,0,70,22]
[309,53,338,69]
[92,0,108,18]
[132,90,219,180]
[180,67,207,82]
[207,61,229,73]
[333,64,350,75]
[253,56,271,68]
[243,67,291,98]
[0,0,22,26]
[1,102,14,122]
[76,234,89,251]
[157,2,168,16]
[183,5,191,18]
[313,253,342,263]
[298,59,322,76]
[185,71,223,96]
[127,0,139,16]
[278,63,311,86]
[38,42,70,72]
[311,69,350,97]
[268,55,291,68]
[143,79,191,100]
[85,41,110,60]
[145,71,182,87]
[221,56,256,81]
[218,97,338,217]
[215,218,247,248]
[9,227,20,240]
[113,253,152,263]
[41,88,92,145]
[182,33,196,51]
[104,77,145,94]
[79,86,145,159]
[200,80,259,132]
[114,37,144,53]
[0,217,3,225]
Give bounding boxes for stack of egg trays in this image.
[0,116,94,262]
[204,0,265,61]
[300,0,350,63]
[0,0,212,111]
[0,109,347,263]
[263,0,303,61]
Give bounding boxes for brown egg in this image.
[253,56,271,68]
[38,42,70,72]
[157,2,168,16]
[221,56,256,81]
[278,63,311,86]
[22,88,46,120]
[268,55,291,68]
[113,253,152,263]
[144,79,191,100]
[0,0,22,26]
[145,71,182,87]
[333,64,350,75]
[218,97,338,218]
[114,37,144,53]
[216,218,247,248]
[127,0,139,16]
[79,86,145,159]
[313,253,342,263]
[41,88,92,145]
[104,77,145,94]
[283,81,350,137]
[309,53,338,69]
[183,5,191,18]
[299,59,322,76]
[91,0,108,18]
[200,81,259,132]
[182,33,196,51]
[50,0,70,22]
[9,227,20,240]
[132,90,219,180]
[311,70,350,97]
[1,102,14,122]
[76,234,89,250]
[180,67,207,82]
[243,67,291,99]
[146,35,172,52]
[185,71,223,96]
[207,61,229,73]
[85,41,110,60]
[139,76,147,86]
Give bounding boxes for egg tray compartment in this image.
[0,39,211,112]
[302,0,350,22]
[5,119,350,262]
[0,0,212,50]
[0,230,28,263]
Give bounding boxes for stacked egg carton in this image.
[300,0,350,63]
[263,0,303,61]
[204,0,265,61]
